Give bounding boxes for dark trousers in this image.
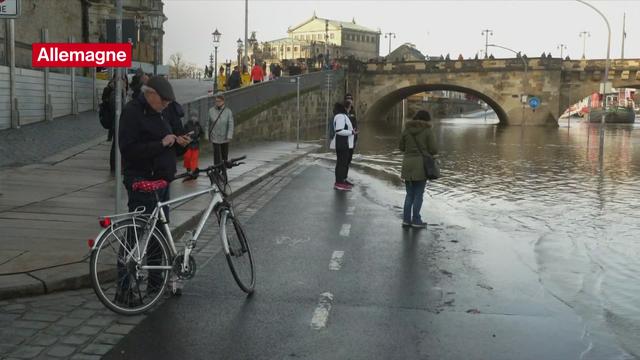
[335,149,351,183]
[117,176,170,297]
[212,142,229,165]
[403,180,427,224]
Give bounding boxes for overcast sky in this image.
[163,0,639,66]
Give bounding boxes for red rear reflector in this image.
[88,239,95,248]
[99,217,111,228]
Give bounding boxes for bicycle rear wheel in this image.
[90,219,171,315]
[219,209,255,294]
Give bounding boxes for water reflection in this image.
[345,115,640,357]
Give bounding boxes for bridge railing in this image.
[183,70,344,129]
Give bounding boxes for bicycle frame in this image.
[107,181,226,273]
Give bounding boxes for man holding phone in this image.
[118,76,191,302]
[119,75,192,215]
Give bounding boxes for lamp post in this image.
[237,38,243,69]
[248,31,257,66]
[481,29,493,59]
[148,12,164,76]
[488,44,528,126]
[575,0,611,162]
[212,28,221,92]
[384,32,396,55]
[134,15,143,62]
[209,54,213,78]
[557,44,568,59]
[579,30,591,59]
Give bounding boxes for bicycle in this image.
[89,156,254,315]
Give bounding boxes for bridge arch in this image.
[364,83,509,125]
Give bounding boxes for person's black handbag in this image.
[409,133,440,180]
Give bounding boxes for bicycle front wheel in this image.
[219,209,255,294]
[90,219,171,315]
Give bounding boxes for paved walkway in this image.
[0,111,107,168]
[0,138,319,299]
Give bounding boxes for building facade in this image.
[0,0,166,69]
[255,13,380,65]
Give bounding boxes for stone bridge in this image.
[349,58,640,126]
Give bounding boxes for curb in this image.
[0,145,319,300]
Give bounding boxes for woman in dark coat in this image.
[399,110,438,228]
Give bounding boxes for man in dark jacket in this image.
[227,66,241,90]
[117,76,191,303]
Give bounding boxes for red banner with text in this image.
[32,43,132,68]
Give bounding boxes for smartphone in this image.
[185,131,195,137]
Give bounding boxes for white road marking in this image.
[346,206,356,215]
[310,292,334,330]
[329,251,345,270]
[339,224,351,237]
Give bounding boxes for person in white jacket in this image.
[330,102,357,191]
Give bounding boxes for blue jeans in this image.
[403,180,427,224]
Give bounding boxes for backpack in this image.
[98,101,113,130]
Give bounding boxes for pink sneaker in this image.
[334,182,352,191]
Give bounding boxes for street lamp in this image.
[488,43,528,126]
[579,30,591,59]
[148,11,164,76]
[575,0,611,162]
[481,29,493,59]
[134,15,143,61]
[248,31,257,66]
[384,32,396,55]
[237,38,243,69]
[212,28,221,92]
[557,43,568,59]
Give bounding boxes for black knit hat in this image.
[413,110,431,121]
[146,76,175,101]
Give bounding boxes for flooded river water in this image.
[321,110,640,358]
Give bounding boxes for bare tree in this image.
[169,52,188,79]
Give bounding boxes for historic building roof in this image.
[288,13,378,34]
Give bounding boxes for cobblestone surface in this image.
[0,111,106,168]
[0,161,306,359]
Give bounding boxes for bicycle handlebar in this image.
[174,155,247,180]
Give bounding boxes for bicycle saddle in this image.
[132,179,169,192]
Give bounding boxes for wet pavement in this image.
[0,161,301,359]
[103,157,632,359]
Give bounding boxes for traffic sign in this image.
[528,96,541,109]
[0,0,21,18]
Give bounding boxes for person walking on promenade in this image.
[399,110,438,228]
[344,94,358,183]
[182,111,203,179]
[130,68,148,99]
[241,65,251,87]
[330,102,356,191]
[118,76,192,302]
[251,62,264,84]
[100,75,127,173]
[208,94,234,166]
[217,66,227,92]
[228,65,241,90]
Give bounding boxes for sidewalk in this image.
[0,111,107,168]
[0,138,319,299]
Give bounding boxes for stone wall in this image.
[233,86,344,143]
[0,0,83,68]
[0,0,164,68]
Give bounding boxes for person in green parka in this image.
[399,110,438,228]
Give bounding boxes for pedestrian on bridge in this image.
[228,66,241,90]
[399,110,438,228]
[251,63,264,84]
